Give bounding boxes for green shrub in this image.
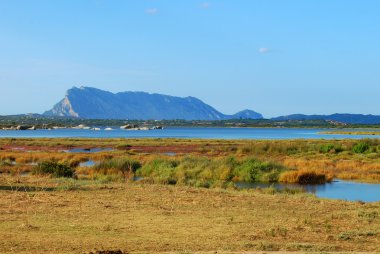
[353,142,370,153]
[33,161,75,178]
[234,159,262,182]
[137,158,178,184]
[233,158,285,182]
[319,144,343,154]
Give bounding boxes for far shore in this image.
[320,130,380,136]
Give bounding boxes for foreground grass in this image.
[0,175,379,253]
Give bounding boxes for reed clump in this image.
[136,156,287,188]
[279,169,333,184]
[138,158,179,185]
[352,142,370,154]
[319,144,343,154]
[93,157,141,178]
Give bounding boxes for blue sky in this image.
[1,0,379,117]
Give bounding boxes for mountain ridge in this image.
[44,86,263,120]
[42,86,380,124]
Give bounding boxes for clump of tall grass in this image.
[93,157,141,178]
[353,142,370,154]
[319,144,343,154]
[232,158,286,183]
[0,159,13,167]
[176,156,235,187]
[279,169,333,184]
[33,161,75,178]
[138,158,178,184]
[238,140,313,156]
[135,156,288,188]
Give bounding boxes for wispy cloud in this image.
[259,47,271,54]
[201,2,210,9]
[145,8,158,15]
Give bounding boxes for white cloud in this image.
[201,2,210,9]
[259,47,270,54]
[145,8,158,15]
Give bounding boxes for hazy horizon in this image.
[1,0,380,117]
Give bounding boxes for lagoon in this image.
[236,180,380,202]
[0,127,380,139]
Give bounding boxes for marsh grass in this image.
[319,143,343,154]
[93,157,141,179]
[2,137,380,183]
[135,156,289,187]
[279,169,333,184]
[353,141,370,153]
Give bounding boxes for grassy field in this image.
[1,138,380,253]
[0,175,379,253]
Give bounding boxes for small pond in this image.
[162,152,176,156]
[79,160,96,167]
[66,148,114,153]
[236,180,380,202]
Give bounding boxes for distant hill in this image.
[231,109,263,120]
[272,114,380,124]
[44,86,263,120]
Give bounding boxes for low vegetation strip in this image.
[45,155,331,186]
[1,138,380,183]
[321,131,380,135]
[135,156,289,187]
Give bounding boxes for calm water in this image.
[236,180,380,202]
[79,160,96,167]
[67,148,114,153]
[0,127,380,139]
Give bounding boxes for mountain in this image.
[272,114,380,124]
[44,86,263,120]
[231,109,263,119]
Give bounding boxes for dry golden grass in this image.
[283,158,380,183]
[279,169,333,184]
[0,175,379,253]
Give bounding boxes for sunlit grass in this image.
[1,137,379,183]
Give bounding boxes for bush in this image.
[137,158,178,184]
[353,142,370,154]
[319,144,343,154]
[33,161,75,178]
[233,158,285,182]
